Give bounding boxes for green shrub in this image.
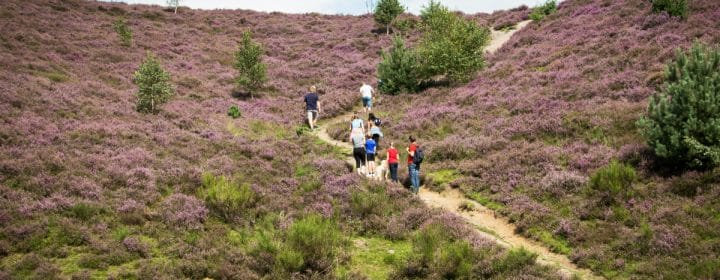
[492,247,538,273]
[589,160,636,204]
[396,223,477,279]
[651,0,688,19]
[285,214,344,272]
[133,52,173,114]
[374,0,404,35]
[417,1,490,84]
[227,105,241,119]
[234,31,267,98]
[529,0,557,21]
[112,18,132,47]
[350,188,389,218]
[638,43,720,169]
[200,173,256,220]
[378,36,420,95]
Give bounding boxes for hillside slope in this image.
[0,0,567,279]
[376,0,720,278]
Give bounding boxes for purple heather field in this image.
[1,0,719,279]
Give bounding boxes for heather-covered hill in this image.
[372,0,720,278]
[0,0,565,279]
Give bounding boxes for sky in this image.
[103,0,555,15]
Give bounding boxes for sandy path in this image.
[312,22,603,280]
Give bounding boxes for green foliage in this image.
[529,0,557,21]
[227,105,241,119]
[526,228,571,254]
[426,169,461,191]
[234,31,267,97]
[200,173,256,220]
[394,223,481,279]
[377,36,420,94]
[133,52,173,114]
[393,15,417,36]
[651,0,688,19]
[286,214,344,272]
[492,247,538,272]
[350,187,390,218]
[166,0,181,13]
[417,1,490,84]
[638,43,720,169]
[589,160,636,204]
[112,18,132,47]
[374,0,404,35]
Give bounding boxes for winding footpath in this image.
[313,20,602,280]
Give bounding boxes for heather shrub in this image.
[588,160,636,204]
[159,193,208,229]
[417,1,490,84]
[377,36,420,94]
[133,52,174,114]
[285,214,344,273]
[638,43,720,169]
[393,223,475,279]
[350,186,390,218]
[227,105,241,119]
[200,173,256,221]
[651,0,688,19]
[374,0,404,35]
[234,31,267,98]
[112,18,132,47]
[529,0,557,21]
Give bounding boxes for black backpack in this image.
[373,118,382,127]
[413,146,424,165]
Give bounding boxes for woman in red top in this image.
[386,142,400,182]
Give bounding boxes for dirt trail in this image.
[312,23,602,280]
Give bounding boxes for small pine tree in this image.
[417,1,490,84]
[133,52,174,114]
[112,18,132,47]
[651,0,688,19]
[234,31,267,99]
[638,43,720,169]
[373,0,404,35]
[377,36,419,94]
[529,0,557,21]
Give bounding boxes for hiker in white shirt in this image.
[359,83,374,113]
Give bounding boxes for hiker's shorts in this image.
[362,96,372,108]
[307,110,318,121]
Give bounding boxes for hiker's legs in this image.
[353,148,363,173]
[307,111,316,129]
[360,149,367,174]
[389,163,398,182]
[410,163,420,193]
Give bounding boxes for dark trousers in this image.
[353,147,366,168]
[389,163,398,182]
[372,134,381,149]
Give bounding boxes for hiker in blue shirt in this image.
[365,134,377,176]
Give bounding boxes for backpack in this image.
[373,118,382,127]
[413,146,424,165]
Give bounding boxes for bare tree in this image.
[166,0,181,14]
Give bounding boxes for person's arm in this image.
[317,100,321,113]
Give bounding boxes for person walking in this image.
[350,113,365,135]
[303,86,321,130]
[407,136,420,194]
[386,142,400,183]
[369,122,383,149]
[365,134,377,176]
[360,82,374,113]
[350,128,367,175]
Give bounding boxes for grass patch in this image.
[466,192,505,211]
[338,237,412,280]
[227,120,291,140]
[426,169,462,191]
[526,227,571,255]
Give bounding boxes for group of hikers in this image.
[303,83,423,194]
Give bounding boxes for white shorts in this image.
[307,110,319,121]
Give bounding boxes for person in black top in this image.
[303,85,321,130]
